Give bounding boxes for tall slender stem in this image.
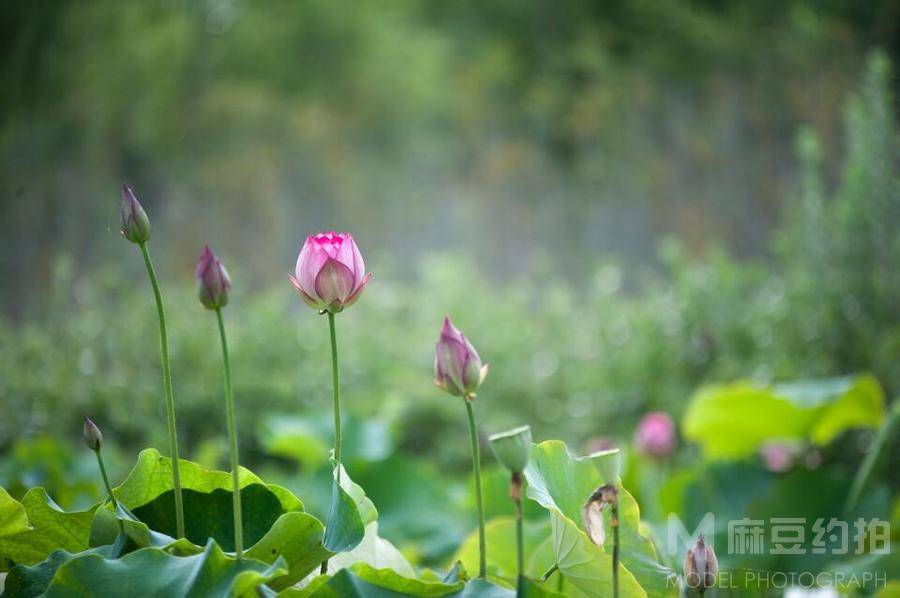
[138,241,185,538]
[95,449,123,532]
[845,402,900,512]
[515,494,524,580]
[464,398,486,578]
[612,499,620,598]
[327,312,342,479]
[216,308,243,557]
[319,311,342,576]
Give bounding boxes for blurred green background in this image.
[2,0,899,587]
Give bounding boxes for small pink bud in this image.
[434,316,489,399]
[196,244,232,310]
[119,184,151,243]
[760,443,794,473]
[289,231,371,314]
[683,535,718,593]
[83,416,103,451]
[634,411,676,459]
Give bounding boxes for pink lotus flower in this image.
[634,411,676,459]
[196,244,232,310]
[434,316,489,399]
[289,231,371,313]
[760,443,795,473]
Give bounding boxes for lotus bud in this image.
[489,425,532,474]
[289,231,371,314]
[634,411,676,459]
[760,443,794,473]
[434,316,489,399]
[196,244,232,310]
[83,416,103,452]
[119,184,151,243]
[581,484,618,547]
[683,535,718,593]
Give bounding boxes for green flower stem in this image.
[138,241,185,539]
[94,449,122,532]
[611,494,620,598]
[215,307,243,558]
[328,311,342,480]
[464,398,487,578]
[319,311,342,576]
[512,473,525,579]
[845,401,900,513]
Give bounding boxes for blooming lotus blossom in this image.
[196,244,232,310]
[289,231,371,313]
[434,316,489,399]
[634,411,676,459]
[683,535,718,593]
[120,184,151,243]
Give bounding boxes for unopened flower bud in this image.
[120,184,151,243]
[581,484,618,547]
[434,316,489,399]
[196,244,232,310]
[289,231,371,313]
[683,535,718,593]
[489,425,531,474]
[83,416,103,451]
[634,411,676,459]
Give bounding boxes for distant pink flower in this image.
[634,411,676,458]
[434,316,489,399]
[196,244,232,310]
[289,231,371,313]
[760,443,794,473]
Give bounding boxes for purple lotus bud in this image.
[83,416,103,451]
[196,244,232,310]
[634,411,676,459]
[289,231,371,313]
[119,184,151,243]
[683,535,718,593]
[433,316,489,399]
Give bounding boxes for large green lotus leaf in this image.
[114,448,303,513]
[286,562,468,597]
[0,488,97,571]
[452,517,555,582]
[2,534,127,597]
[322,464,372,553]
[43,539,286,597]
[0,487,30,538]
[328,522,415,577]
[516,577,566,597]
[245,511,332,590]
[524,441,678,598]
[683,375,884,460]
[109,448,305,550]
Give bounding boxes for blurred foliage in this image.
[2,0,900,315]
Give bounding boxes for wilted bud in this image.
[683,535,718,593]
[119,184,151,243]
[489,425,532,474]
[434,316,489,399]
[581,484,618,547]
[83,416,103,451]
[634,411,676,459]
[196,244,232,310]
[289,231,371,313]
